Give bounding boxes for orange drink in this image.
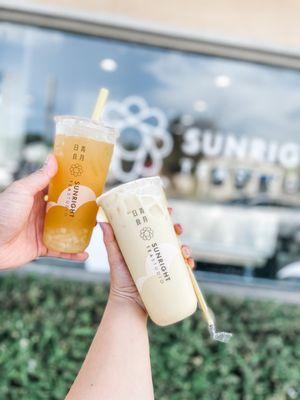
[43,116,117,253]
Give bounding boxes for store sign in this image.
[175,127,300,203]
[180,129,300,169]
[105,96,300,203]
[105,96,173,181]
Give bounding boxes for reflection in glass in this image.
[1,21,300,284]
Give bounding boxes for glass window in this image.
[1,21,300,285]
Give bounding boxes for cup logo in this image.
[104,96,173,181]
[70,163,83,177]
[139,226,154,241]
[46,185,96,215]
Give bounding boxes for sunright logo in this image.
[139,226,154,241]
[69,163,83,177]
[104,96,173,181]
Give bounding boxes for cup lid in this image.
[55,115,118,144]
[97,176,162,205]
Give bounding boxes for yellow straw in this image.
[92,88,109,122]
[186,264,232,342]
[186,265,215,326]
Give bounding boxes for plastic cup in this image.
[98,177,197,326]
[43,116,117,253]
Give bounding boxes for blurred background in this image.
[0,1,300,399]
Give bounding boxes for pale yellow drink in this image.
[98,177,197,326]
[43,116,116,253]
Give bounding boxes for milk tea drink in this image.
[98,177,197,326]
[43,116,117,253]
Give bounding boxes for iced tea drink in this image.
[43,116,117,253]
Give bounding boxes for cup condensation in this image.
[98,177,197,326]
[43,116,117,253]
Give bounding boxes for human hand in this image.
[100,208,195,314]
[0,154,88,270]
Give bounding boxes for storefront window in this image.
[1,22,300,284]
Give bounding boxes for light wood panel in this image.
[26,0,300,49]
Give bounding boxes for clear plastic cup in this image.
[98,177,197,326]
[43,116,117,253]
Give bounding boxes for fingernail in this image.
[182,246,191,257]
[188,258,195,268]
[41,154,51,171]
[176,223,183,231]
[43,154,51,167]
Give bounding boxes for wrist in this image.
[108,291,148,322]
[0,244,13,270]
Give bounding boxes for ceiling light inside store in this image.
[181,114,194,125]
[99,58,118,72]
[193,100,207,112]
[214,75,231,88]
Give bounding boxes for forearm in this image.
[66,295,154,400]
[0,244,19,269]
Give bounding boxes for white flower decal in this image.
[104,96,173,182]
[139,227,154,241]
[69,163,83,177]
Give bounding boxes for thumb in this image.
[100,222,125,266]
[18,154,57,195]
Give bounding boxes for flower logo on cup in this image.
[139,227,154,241]
[104,96,173,182]
[69,163,83,177]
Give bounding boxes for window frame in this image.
[1,3,300,71]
